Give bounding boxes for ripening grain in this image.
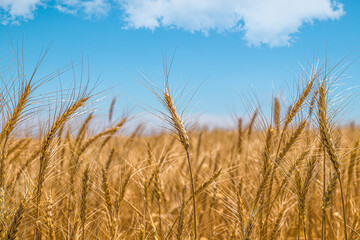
[0,57,358,240]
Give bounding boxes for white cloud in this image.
[0,0,46,24]
[121,0,241,33]
[120,0,345,46]
[56,0,110,19]
[0,0,345,47]
[0,0,110,24]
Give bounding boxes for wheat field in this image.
[1,56,359,240]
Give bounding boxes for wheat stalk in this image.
[318,82,348,239]
[163,91,197,238]
[80,164,90,240]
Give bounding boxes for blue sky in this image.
[1,0,360,127]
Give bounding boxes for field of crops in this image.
[1,57,359,240]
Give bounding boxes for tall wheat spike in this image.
[102,150,117,240]
[318,82,348,239]
[163,91,197,238]
[34,96,88,239]
[0,81,32,189]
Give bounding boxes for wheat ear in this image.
[318,83,348,239]
[102,150,117,240]
[45,194,55,240]
[237,118,243,155]
[34,97,88,239]
[0,81,32,188]
[274,97,280,132]
[164,92,197,238]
